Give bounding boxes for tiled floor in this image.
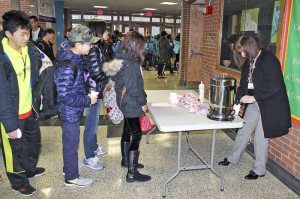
[0,71,298,199]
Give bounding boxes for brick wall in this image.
[0,0,11,20]
[20,0,32,15]
[269,124,300,178]
[179,2,191,84]
[181,0,300,179]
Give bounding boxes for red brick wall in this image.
[180,2,191,83]
[269,124,300,178]
[181,0,300,179]
[20,0,32,15]
[0,0,11,20]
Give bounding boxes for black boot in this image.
[121,142,144,169]
[126,150,151,183]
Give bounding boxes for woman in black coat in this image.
[219,35,291,179]
[103,31,151,183]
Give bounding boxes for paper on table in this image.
[150,102,172,107]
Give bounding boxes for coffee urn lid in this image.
[210,73,236,87]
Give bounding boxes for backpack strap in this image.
[53,59,78,79]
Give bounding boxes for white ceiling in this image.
[62,0,184,15]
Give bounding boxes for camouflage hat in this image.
[70,25,94,44]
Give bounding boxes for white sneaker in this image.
[94,146,107,155]
[64,176,93,187]
[83,157,104,170]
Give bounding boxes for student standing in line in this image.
[103,31,151,182]
[82,20,108,171]
[218,35,291,180]
[54,25,98,187]
[0,10,44,196]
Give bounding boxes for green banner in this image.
[283,0,300,124]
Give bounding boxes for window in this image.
[123,16,130,21]
[165,28,172,34]
[220,0,281,71]
[132,17,150,22]
[83,15,111,21]
[152,26,160,36]
[72,23,81,28]
[165,18,174,23]
[138,27,145,36]
[176,19,181,24]
[152,17,160,22]
[71,14,81,20]
[113,16,118,21]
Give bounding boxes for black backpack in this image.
[34,59,78,121]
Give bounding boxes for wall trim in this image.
[223,128,300,196]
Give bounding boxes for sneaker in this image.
[13,184,36,196]
[83,157,104,170]
[94,146,107,155]
[64,176,93,187]
[27,167,45,178]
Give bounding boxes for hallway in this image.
[0,71,298,199]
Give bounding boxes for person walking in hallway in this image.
[0,10,44,196]
[36,28,56,62]
[218,35,291,179]
[157,30,171,78]
[103,31,151,183]
[29,16,43,42]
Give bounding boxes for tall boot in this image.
[121,142,144,169]
[126,150,151,183]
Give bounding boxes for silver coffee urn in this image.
[207,74,237,121]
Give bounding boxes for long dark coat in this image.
[236,49,291,138]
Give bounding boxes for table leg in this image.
[185,132,206,163]
[210,129,224,191]
[162,131,182,198]
[145,126,157,144]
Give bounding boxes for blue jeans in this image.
[83,100,100,159]
[62,121,80,181]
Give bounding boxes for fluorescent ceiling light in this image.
[93,6,108,9]
[142,8,158,11]
[160,2,178,5]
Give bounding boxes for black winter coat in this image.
[0,32,42,133]
[236,50,291,138]
[103,53,147,118]
[83,40,107,98]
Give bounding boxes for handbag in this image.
[139,115,153,133]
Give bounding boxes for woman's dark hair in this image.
[121,31,145,64]
[42,28,55,37]
[161,30,167,37]
[87,21,107,37]
[233,35,261,67]
[2,10,30,34]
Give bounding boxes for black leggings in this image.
[121,117,142,151]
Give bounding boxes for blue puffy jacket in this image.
[54,41,91,123]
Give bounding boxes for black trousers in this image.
[121,117,142,151]
[0,114,41,189]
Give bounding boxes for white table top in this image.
[146,90,244,132]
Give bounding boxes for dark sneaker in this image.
[13,184,36,196]
[27,167,45,178]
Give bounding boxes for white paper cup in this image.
[90,91,99,97]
